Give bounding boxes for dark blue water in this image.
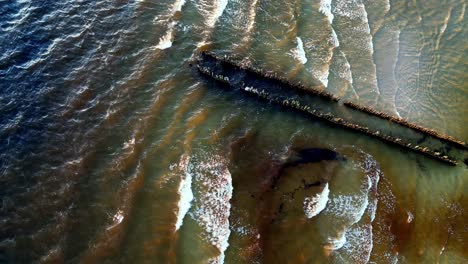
[1,1,466,263]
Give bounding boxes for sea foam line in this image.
[242,0,259,43]
[195,0,229,48]
[294,37,308,64]
[321,153,381,255]
[304,183,329,218]
[190,154,233,264]
[175,155,194,231]
[155,0,188,50]
[156,25,175,50]
[174,0,186,13]
[319,0,334,24]
[211,0,229,27]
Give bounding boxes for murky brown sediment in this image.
[1,0,466,263]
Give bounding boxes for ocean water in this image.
[0,0,466,263]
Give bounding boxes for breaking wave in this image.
[156,24,175,50]
[197,0,229,29]
[190,153,233,264]
[175,155,194,231]
[319,0,334,24]
[293,37,308,64]
[303,183,329,218]
[155,0,187,50]
[317,149,381,263]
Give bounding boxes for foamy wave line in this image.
[327,192,369,225]
[241,0,259,43]
[317,70,329,87]
[107,210,124,230]
[319,0,334,24]
[156,23,175,50]
[293,37,308,64]
[155,0,188,50]
[174,0,186,13]
[211,0,229,27]
[190,154,233,264]
[304,183,329,218]
[323,194,370,253]
[325,28,340,89]
[175,155,193,231]
[342,223,373,263]
[331,28,339,47]
[333,0,378,86]
[324,232,347,251]
[196,0,229,31]
[321,153,381,256]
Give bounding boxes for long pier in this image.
[195,52,467,166]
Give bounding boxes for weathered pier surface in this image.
[195,52,467,166]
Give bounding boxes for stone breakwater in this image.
[195,52,340,102]
[195,52,468,166]
[342,101,467,151]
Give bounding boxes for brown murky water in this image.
[0,0,466,263]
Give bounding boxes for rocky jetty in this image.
[195,52,467,166]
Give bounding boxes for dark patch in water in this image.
[292,148,341,163]
[269,148,342,190]
[416,134,428,144]
[302,179,321,189]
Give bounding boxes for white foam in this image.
[324,232,347,251]
[303,183,329,218]
[366,175,372,190]
[333,1,381,97]
[175,155,194,231]
[194,0,229,47]
[406,211,414,224]
[155,27,174,50]
[321,75,330,88]
[327,193,369,225]
[335,50,353,83]
[294,37,308,64]
[174,0,186,13]
[107,210,124,230]
[319,0,334,24]
[123,137,135,150]
[113,211,124,224]
[213,0,229,23]
[333,0,375,53]
[155,0,187,50]
[333,0,361,19]
[322,28,340,88]
[202,0,229,28]
[331,28,339,47]
[242,0,259,42]
[368,198,378,221]
[439,245,445,256]
[319,151,382,257]
[341,223,373,263]
[191,153,233,264]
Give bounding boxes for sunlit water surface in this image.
[0,0,466,263]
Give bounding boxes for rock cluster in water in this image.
[195,51,467,165]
